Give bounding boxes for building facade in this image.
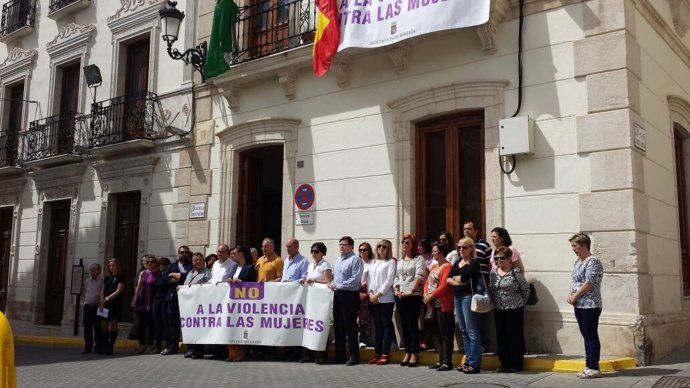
[2,0,690,366]
[0,0,197,336]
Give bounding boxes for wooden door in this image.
[675,131,690,296]
[251,0,290,57]
[43,200,71,325]
[0,207,13,313]
[236,145,284,254]
[416,112,485,242]
[112,191,140,322]
[123,38,150,140]
[57,63,80,153]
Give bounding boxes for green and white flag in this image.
[204,0,239,79]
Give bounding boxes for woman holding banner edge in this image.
[226,244,256,362]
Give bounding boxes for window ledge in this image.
[47,0,92,21]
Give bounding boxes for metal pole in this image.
[73,259,83,336]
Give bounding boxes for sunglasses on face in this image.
[495,256,508,260]
[359,249,370,252]
[457,245,471,250]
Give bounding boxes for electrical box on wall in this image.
[499,116,535,156]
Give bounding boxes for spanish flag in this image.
[313,0,340,77]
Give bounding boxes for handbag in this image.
[470,277,493,313]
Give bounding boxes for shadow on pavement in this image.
[608,368,682,378]
[15,344,132,367]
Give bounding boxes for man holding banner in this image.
[329,236,363,366]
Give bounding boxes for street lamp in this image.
[159,0,207,82]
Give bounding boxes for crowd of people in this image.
[81,221,604,379]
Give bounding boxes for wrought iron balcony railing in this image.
[87,90,159,148]
[0,0,35,38]
[22,111,87,162]
[48,0,80,14]
[230,0,316,65]
[0,129,20,167]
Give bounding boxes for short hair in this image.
[494,246,512,259]
[463,221,478,230]
[287,238,299,248]
[192,252,204,260]
[402,233,417,250]
[569,233,591,250]
[375,239,393,260]
[234,244,252,264]
[439,230,455,247]
[158,257,171,266]
[457,237,476,260]
[89,263,102,270]
[311,242,327,255]
[418,238,432,254]
[178,245,190,252]
[262,238,275,246]
[217,243,230,252]
[340,236,354,246]
[434,242,451,257]
[491,227,513,247]
[205,253,218,263]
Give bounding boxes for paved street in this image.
[15,344,690,388]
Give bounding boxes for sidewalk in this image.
[14,334,636,373]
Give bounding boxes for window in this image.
[0,82,24,167]
[416,112,485,241]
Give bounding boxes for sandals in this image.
[462,365,481,374]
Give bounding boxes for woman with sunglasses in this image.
[133,254,159,354]
[365,239,397,365]
[394,233,427,367]
[423,242,454,371]
[489,246,530,373]
[447,237,482,374]
[299,242,332,364]
[357,242,374,348]
[226,245,257,362]
[490,227,525,274]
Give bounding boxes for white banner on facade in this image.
[338,0,491,51]
[178,282,333,351]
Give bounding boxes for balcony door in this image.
[416,112,485,242]
[1,82,24,166]
[251,0,290,57]
[122,38,150,140]
[56,63,80,154]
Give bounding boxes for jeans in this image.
[575,307,602,370]
[372,302,395,355]
[455,294,482,367]
[396,295,423,354]
[333,290,360,361]
[152,300,168,349]
[164,299,181,351]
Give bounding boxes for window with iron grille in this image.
[0,0,35,38]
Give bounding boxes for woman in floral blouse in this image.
[489,246,530,373]
[566,233,604,379]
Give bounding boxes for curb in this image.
[14,335,637,372]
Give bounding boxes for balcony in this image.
[0,129,22,177]
[48,0,91,21]
[0,0,35,43]
[230,0,316,65]
[22,111,85,169]
[86,90,160,158]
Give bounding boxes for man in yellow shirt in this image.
[253,237,283,361]
[256,238,283,282]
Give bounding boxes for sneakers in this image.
[576,368,602,379]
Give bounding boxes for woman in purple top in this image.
[134,254,158,354]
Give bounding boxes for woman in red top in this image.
[423,242,454,371]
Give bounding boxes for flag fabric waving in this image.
[312,0,340,77]
[204,0,239,80]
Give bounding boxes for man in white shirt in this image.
[82,263,103,353]
[208,244,238,284]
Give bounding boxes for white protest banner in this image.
[178,282,333,351]
[338,0,491,51]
